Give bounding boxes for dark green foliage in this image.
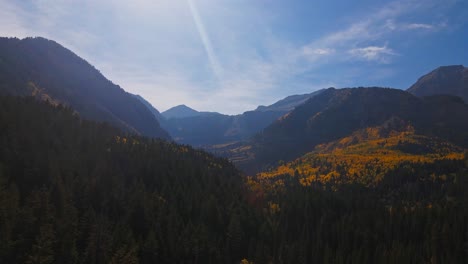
[248,156,468,263]
[1,96,468,263]
[0,96,249,263]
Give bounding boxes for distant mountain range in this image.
[162,104,221,119]
[155,63,468,150]
[0,37,170,139]
[159,90,325,146]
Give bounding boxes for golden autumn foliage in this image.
[256,128,465,187]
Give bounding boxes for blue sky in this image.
[0,0,467,114]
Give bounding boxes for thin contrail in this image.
[187,0,222,80]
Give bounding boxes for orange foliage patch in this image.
[256,129,465,187]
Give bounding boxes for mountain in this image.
[132,94,165,123]
[162,104,220,119]
[161,91,324,146]
[408,65,468,103]
[254,89,325,112]
[0,37,170,139]
[163,110,283,145]
[238,87,468,172]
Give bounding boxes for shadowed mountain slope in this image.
[237,87,468,173]
[0,37,169,139]
[161,90,324,146]
[408,65,468,103]
[132,94,165,123]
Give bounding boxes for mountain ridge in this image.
[227,86,468,173]
[254,89,325,112]
[161,104,221,119]
[0,36,170,139]
[407,65,468,103]
[132,94,166,123]
[160,90,324,146]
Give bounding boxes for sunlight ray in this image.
[187,0,222,81]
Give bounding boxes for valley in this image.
[0,36,467,263]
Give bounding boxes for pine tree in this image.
[26,223,56,264]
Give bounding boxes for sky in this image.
[0,0,467,114]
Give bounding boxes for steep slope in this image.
[0,96,250,263]
[245,87,468,172]
[0,37,169,139]
[408,65,468,103]
[162,90,324,146]
[132,94,165,123]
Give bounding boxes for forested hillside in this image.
[245,87,468,173]
[1,96,468,263]
[0,96,249,263]
[246,153,468,263]
[257,123,465,187]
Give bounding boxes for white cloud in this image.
[349,46,398,64]
[404,23,434,30]
[401,22,448,31]
[384,19,447,32]
[302,47,335,57]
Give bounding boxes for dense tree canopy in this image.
[0,96,250,263]
[1,96,468,263]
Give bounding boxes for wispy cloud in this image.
[385,19,447,32]
[302,47,335,58]
[298,0,449,62]
[349,46,398,64]
[404,23,434,30]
